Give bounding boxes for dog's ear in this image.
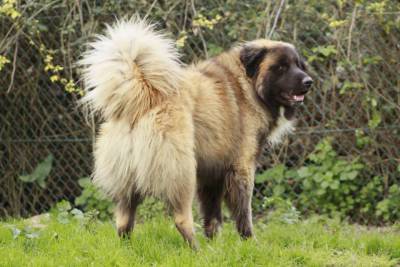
[240,46,268,78]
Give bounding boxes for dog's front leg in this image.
[225,168,254,238]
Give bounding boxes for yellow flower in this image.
[53,65,64,72]
[64,79,84,95]
[45,54,53,64]
[193,14,222,30]
[367,2,386,13]
[176,32,188,48]
[0,0,21,19]
[50,75,60,83]
[329,20,347,28]
[0,55,10,71]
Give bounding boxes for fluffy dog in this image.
[80,18,312,249]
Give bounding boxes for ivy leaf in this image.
[256,164,285,183]
[330,180,340,190]
[285,169,298,179]
[316,189,325,196]
[321,181,329,189]
[368,110,381,129]
[323,171,334,181]
[56,200,72,213]
[78,177,91,187]
[339,81,363,95]
[312,45,338,58]
[347,171,358,180]
[18,154,53,188]
[303,179,311,189]
[297,167,310,178]
[313,173,324,183]
[71,208,84,220]
[273,185,285,196]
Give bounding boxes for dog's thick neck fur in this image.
[222,49,296,147]
[233,45,297,146]
[261,93,296,145]
[266,106,295,145]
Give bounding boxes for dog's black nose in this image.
[302,77,313,89]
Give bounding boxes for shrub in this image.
[74,178,114,220]
[255,137,400,224]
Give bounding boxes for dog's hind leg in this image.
[169,176,198,250]
[144,101,198,248]
[115,192,143,238]
[225,169,254,239]
[197,180,224,238]
[171,185,198,250]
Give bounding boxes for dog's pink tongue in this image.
[293,95,305,102]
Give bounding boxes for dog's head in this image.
[240,40,313,109]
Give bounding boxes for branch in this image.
[347,5,358,60]
[190,0,208,58]
[6,40,19,94]
[268,0,286,39]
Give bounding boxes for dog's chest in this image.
[267,108,295,146]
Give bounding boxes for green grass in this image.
[0,216,399,267]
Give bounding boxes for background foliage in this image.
[0,0,399,224]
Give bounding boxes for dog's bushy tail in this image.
[79,18,183,123]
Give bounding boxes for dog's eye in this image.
[277,65,288,72]
[298,59,307,70]
[270,64,288,73]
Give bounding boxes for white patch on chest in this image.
[267,107,295,146]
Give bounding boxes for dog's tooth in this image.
[293,95,304,101]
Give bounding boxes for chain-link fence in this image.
[1,1,399,219]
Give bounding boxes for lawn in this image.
[0,214,399,267]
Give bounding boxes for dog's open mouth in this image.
[292,94,305,102]
[282,92,307,104]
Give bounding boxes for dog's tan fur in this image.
[80,18,311,248]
